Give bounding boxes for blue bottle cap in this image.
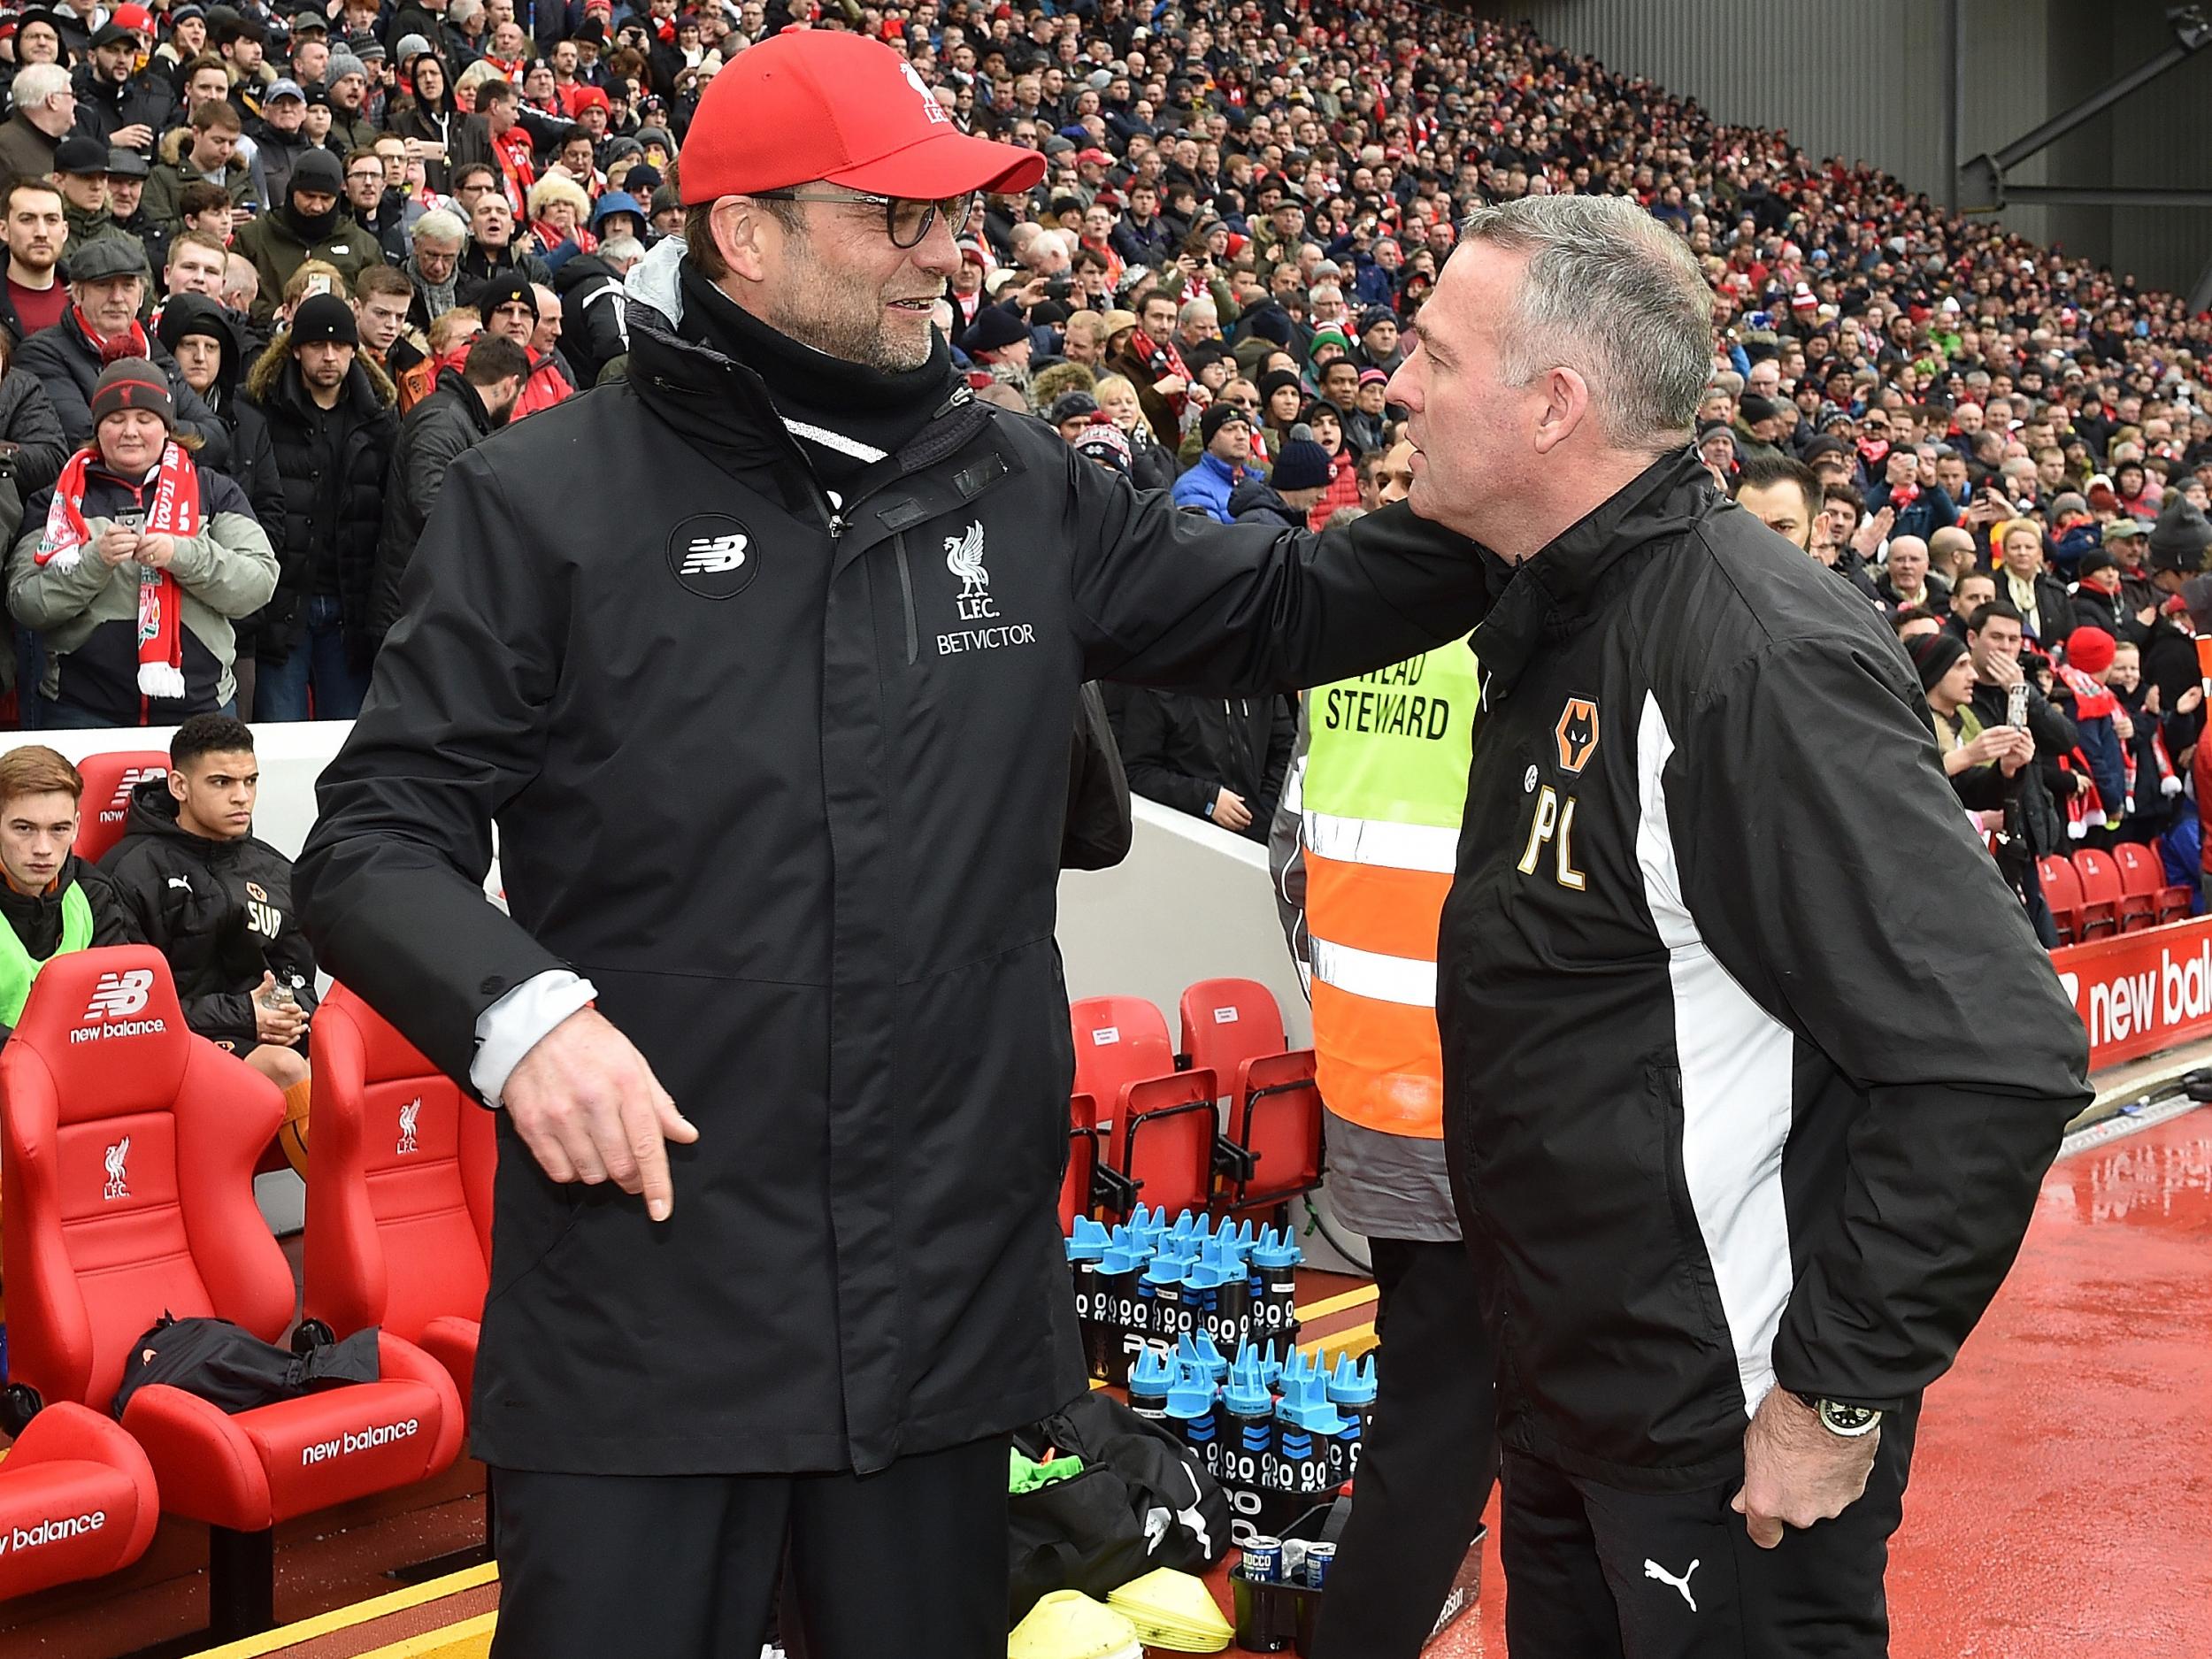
[1251,1226,1302,1270]
[1066,1217,1110,1263]
[1327,1354,1378,1406]
[1141,1254,1186,1287]
[1279,1373,1348,1435]
[1258,1342,1286,1391]
[1130,1347,1175,1397]
[1166,1372,1217,1422]
[1223,1351,1273,1417]
[1190,1328,1231,1380]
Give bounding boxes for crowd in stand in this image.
[0,0,2208,1066]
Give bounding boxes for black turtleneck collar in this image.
[674,259,953,485]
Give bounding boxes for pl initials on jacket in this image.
[1440,449,2088,1492]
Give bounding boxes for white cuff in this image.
[471,969,598,1106]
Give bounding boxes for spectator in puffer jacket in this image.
[5,357,274,726]
[1170,400,1248,521]
[241,293,399,719]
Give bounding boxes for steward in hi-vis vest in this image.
[0,745,136,1039]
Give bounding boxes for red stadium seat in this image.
[1069,996,1217,1219]
[0,1402,159,1602]
[70,750,169,866]
[2113,841,2192,927]
[2070,849,2125,938]
[2037,856,2085,945]
[1179,979,1323,1207]
[303,987,495,1415]
[0,949,464,1640]
[1059,1094,1099,1233]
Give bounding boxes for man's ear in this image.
[1531,365,1592,457]
[711,197,772,285]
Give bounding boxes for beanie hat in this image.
[1737,393,1781,426]
[1307,326,1350,361]
[1256,368,1302,408]
[477,265,539,320]
[1907,629,1967,692]
[290,147,343,197]
[1047,389,1099,426]
[2148,496,2212,572]
[1070,417,1132,476]
[2063,625,2116,677]
[963,304,1029,356]
[290,292,358,348]
[1270,424,1333,491]
[88,357,175,430]
[154,292,229,355]
[1199,399,1250,447]
[1245,304,1292,347]
[326,49,365,81]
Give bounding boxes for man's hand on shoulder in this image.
[503,1006,699,1221]
[1732,1386,1878,1548]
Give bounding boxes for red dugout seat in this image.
[69,750,168,865]
[1069,996,1217,1219]
[2036,855,2085,944]
[0,949,463,1638]
[1059,1093,1099,1233]
[2070,849,2125,939]
[0,1402,159,1601]
[303,987,494,1414]
[2112,841,2192,927]
[1179,979,1323,1206]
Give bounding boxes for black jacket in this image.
[69,65,174,153]
[159,296,288,664]
[242,344,399,667]
[549,252,628,388]
[453,240,553,311]
[370,367,501,642]
[99,779,319,1054]
[1063,681,1132,871]
[1967,678,2078,858]
[294,242,1487,1479]
[15,311,232,472]
[0,366,70,499]
[1439,450,2087,1492]
[1105,685,1293,842]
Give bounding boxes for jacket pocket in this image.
[893,532,918,665]
[1643,1062,1737,1348]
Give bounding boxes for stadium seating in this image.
[2112,841,2193,927]
[1178,979,1323,1207]
[0,1402,159,1602]
[302,987,494,1415]
[2070,849,2128,939]
[1069,996,1220,1219]
[69,750,168,865]
[0,948,464,1639]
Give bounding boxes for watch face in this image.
[1819,1400,1880,1435]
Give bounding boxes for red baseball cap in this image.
[679,33,1045,206]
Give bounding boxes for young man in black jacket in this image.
[102,714,318,1107]
[1395,196,2086,1657]
[0,745,135,1039]
[1105,684,1294,842]
[242,293,399,720]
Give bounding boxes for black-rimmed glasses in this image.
[749,188,977,250]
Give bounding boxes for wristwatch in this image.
[1793,1393,1883,1439]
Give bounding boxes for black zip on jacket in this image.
[100,779,319,1053]
[294,244,1489,1480]
[1439,449,2089,1494]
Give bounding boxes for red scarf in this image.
[75,308,150,365]
[37,442,201,701]
[1130,327,1194,424]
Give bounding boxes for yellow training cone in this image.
[1104,1568,1234,1652]
[1007,1590,1144,1659]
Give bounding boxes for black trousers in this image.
[1500,1401,1920,1659]
[488,1436,1010,1659]
[1308,1237,1499,1659]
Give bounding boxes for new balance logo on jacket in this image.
[680,534,748,574]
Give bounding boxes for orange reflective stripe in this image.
[1311,980,1444,1138]
[1304,852,1453,962]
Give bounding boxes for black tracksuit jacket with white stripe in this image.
[1439,449,2090,1493]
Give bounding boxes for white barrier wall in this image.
[4,723,1313,1038]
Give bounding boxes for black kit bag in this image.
[111,1313,381,1418]
[1009,1390,1233,1623]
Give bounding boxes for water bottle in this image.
[1128,1346,1174,1425]
[1218,1350,1274,1497]
[1165,1362,1220,1479]
[1325,1354,1378,1482]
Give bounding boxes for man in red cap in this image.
[299,31,1487,1658]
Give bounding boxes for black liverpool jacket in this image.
[293,262,1487,1479]
[1440,449,2090,1493]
